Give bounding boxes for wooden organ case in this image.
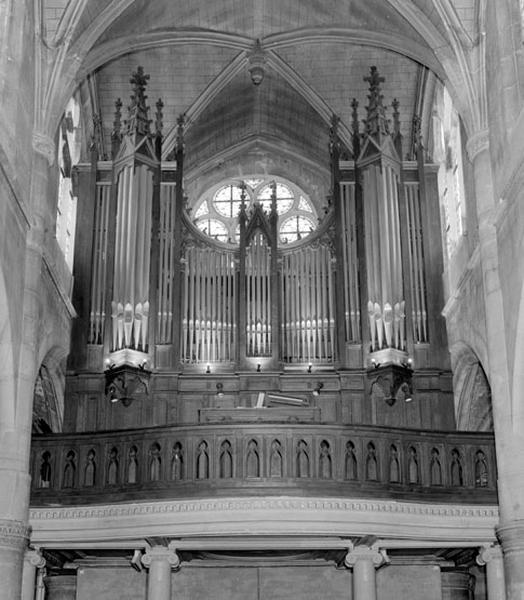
[66,66,453,434]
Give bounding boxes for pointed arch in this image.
[451,342,493,431]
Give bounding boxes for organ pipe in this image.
[111,164,154,352]
[89,183,111,344]
[340,182,360,342]
[181,245,237,363]
[405,183,428,343]
[157,184,176,343]
[280,245,335,363]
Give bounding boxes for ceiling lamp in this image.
[248,39,266,86]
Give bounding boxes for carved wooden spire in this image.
[270,180,278,218]
[392,98,400,137]
[111,98,123,158]
[329,113,340,156]
[363,66,389,138]
[351,98,360,156]
[155,99,164,136]
[155,99,164,158]
[126,66,151,137]
[176,113,185,152]
[411,114,423,159]
[392,98,402,157]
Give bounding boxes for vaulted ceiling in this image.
[43,0,481,201]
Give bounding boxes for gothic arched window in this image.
[193,176,317,246]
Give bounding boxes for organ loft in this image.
[5,2,522,598]
[28,63,497,598]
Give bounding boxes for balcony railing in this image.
[30,423,497,506]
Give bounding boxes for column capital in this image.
[466,129,490,162]
[24,548,46,569]
[0,519,31,551]
[477,544,503,566]
[141,545,180,569]
[344,545,386,568]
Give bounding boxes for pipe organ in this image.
[71,66,442,377]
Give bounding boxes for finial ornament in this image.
[364,66,389,138]
[113,98,123,136]
[270,180,277,215]
[126,66,152,137]
[155,99,164,136]
[351,98,360,155]
[111,98,123,157]
[240,181,248,208]
[411,114,422,156]
[176,113,185,151]
[392,98,400,136]
[329,113,341,158]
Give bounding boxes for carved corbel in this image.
[105,364,150,407]
[32,132,55,166]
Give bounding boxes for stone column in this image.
[21,549,45,600]
[35,567,46,600]
[477,544,506,600]
[344,546,385,600]
[142,545,180,600]
[466,131,520,599]
[497,523,524,600]
[0,520,31,599]
[44,574,77,600]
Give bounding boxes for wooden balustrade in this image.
[30,423,497,506]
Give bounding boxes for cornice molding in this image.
[30,496,499,548]
[30,498,500,520]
